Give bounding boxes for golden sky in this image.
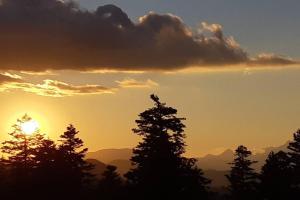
[1,67,300,157]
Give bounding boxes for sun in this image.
[21,119,39,135]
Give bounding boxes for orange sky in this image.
[1,67,300,157]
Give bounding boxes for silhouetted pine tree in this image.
[125,94,210,200]
[287,129,300,195]
[98,165,123,200]
[58,124,93,198]
[1,114,44,198]
[260,151,292,200]
[33,139,57,172]
[32,138,61,199]
[0,158,9,198]
[226,145,258,200]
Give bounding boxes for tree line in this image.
[0,94,299,200]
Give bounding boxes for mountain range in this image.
[86,142,289,187]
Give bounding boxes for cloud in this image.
[0,72,22,84]
[117,78,159,88]
[0,0,296,72]
[250,53,298,66]
[20,70,58,76]
[0,73,157,97]
[0,76,115,97]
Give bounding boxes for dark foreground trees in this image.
[32,138,60,198]
[97,165,124,200]
[1,114,45,198]
[287,129,300,196]
[125,94,210,200]
[226,145,258,200]
[1,95,300,200]
[0,116,93,200]
[257,130,300,200]
[57,125,93,197]
[260,151,293,200]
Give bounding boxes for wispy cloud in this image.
[249,53,297,66]
[20,70,58,76]
[0,73,116,97]
[80,70,145,74]
[0,72,22,84]
[0,73,159,97]
[116,78,159,88]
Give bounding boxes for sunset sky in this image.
[0,0,300,156]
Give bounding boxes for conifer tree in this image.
[0,158,8,198]
[98,165,123,200]
[1,114,44,197]
[34,139,57,171]
[287,129,300,195]
[226,145,258,200]
[2,115,44,169]
[58,124,93,197]
[125,94,210,200]
[260,151,292,200]
[32,138,60,199]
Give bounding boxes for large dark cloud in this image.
[0,0,296,71]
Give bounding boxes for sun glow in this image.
[21,120,39,135]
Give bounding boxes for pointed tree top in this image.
[236,145,251,154]
[150,94,160,104]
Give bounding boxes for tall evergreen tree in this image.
[0,158,9,198]
[226,145,258,200]
[125,94,210,200]
[98,165,123,200]
[260,151,292,200]
[287,129,300,195]
[34,139,58,172]
[58,124,93,198]
[2,115,44,169]
[32,138,61,199]
[1,114,44,198]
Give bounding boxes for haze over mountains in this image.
[86,142,289,187]
[87,149,132,164]
[87,148,132,175]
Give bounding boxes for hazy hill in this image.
[87,142,289,172]
[204,170,229,188]
[87,158,229,188]
[196,149,234,171]
[86,148,132,164]
[252,141,289,170]
[109,159,132,175]
[86,159,107,179]
[196,141,289,171]
[86,142,289,186]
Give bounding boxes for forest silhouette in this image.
[0,94,300,200]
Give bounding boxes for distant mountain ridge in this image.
[86,142,289,187]
[87,142,289,170]
[196,141,289,171]
[87,148,132,163]
[196,149,234,171]
[86,159,106,179]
